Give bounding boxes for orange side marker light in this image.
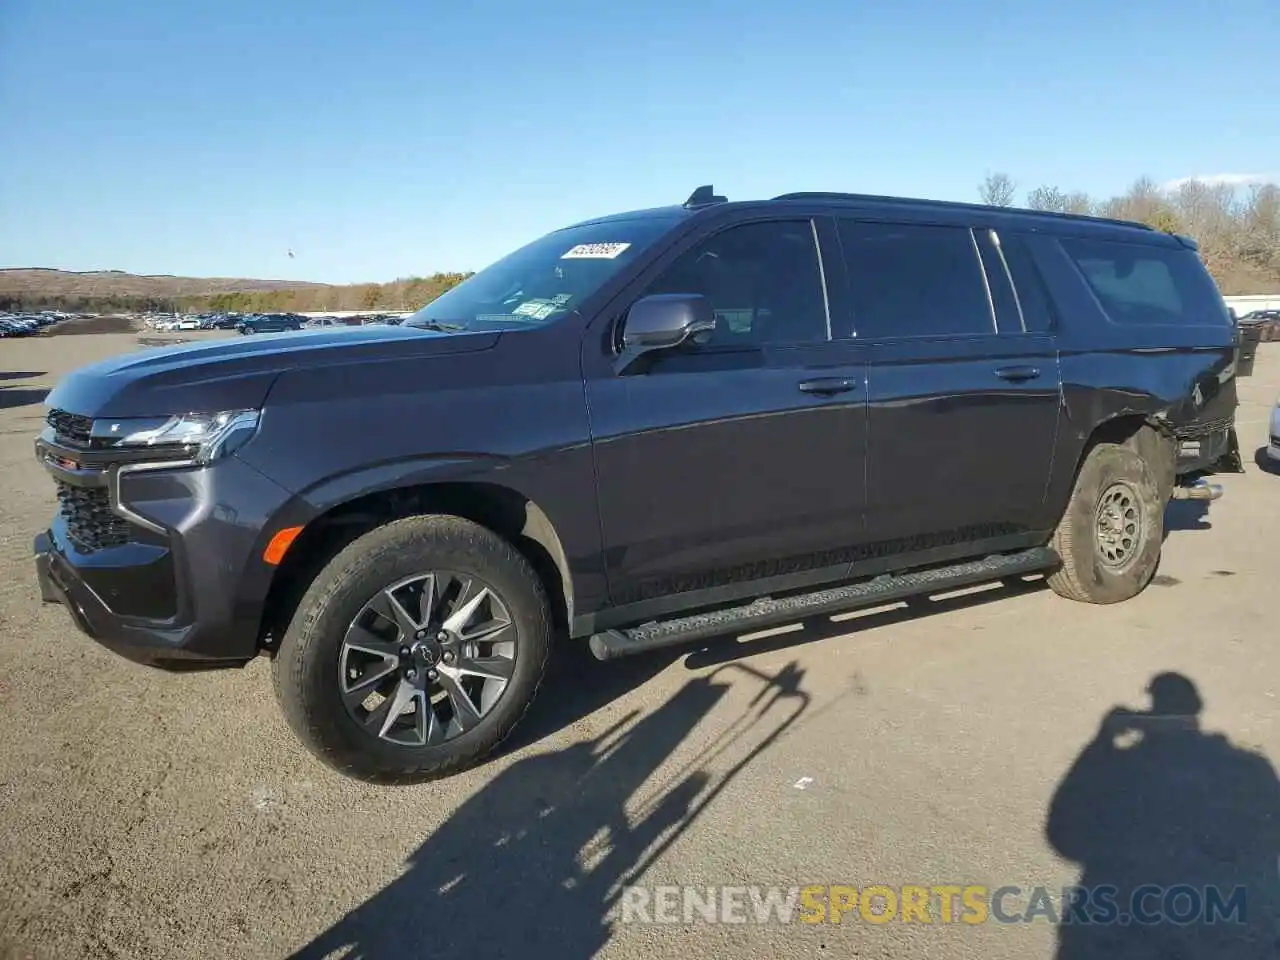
[264,525,304,565]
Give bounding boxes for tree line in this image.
[0,271,474,315]
[8,175,1278,314]
[978,173,1280,294]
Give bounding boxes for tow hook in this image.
[1170,478,1224,501]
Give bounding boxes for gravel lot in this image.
[1,332,1278,960]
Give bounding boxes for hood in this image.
[44,325,500,418]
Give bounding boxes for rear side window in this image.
[1059,237,1231,327]
[837,220,994,338]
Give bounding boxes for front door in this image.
[585,217,869,612]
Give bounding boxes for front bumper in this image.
[35,532,251,670]
[33,441,302,671]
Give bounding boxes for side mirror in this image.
[615,293,715,374]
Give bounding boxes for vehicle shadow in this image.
[684,575,1049,670]
[1163,499,1212,538]
[1254,447,1279,476]
[1046,672,1280,958]
[499,641,680,753]
[287,659,811,960]
[0,386,49,410]
[506,576,1049,748]
[0,371,44,381]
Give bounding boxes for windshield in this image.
[403,216,678,332]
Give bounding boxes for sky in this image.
[1,0,1277,284]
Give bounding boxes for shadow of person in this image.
[1046,673,1280,959]
[288,660,809,960]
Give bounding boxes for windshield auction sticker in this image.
[512,299,558,320]
[561,242,631,259]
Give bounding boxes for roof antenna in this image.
[684,184,727,208]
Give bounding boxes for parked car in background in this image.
[1,316,38,335]
[1268,397,1280,466]
[237,313,303,335]
[175,318,202,331]
[1239,309,1280,342]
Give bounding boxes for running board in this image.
[589,547,1060,661]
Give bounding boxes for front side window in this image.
[837,220,994,338]
[402,216,678,332]
[639,219,829,345]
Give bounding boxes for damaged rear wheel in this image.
[1047,442,1164,604]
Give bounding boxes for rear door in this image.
[584,216,868,611]
[836,218,1063,556]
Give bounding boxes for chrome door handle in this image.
[798,377,858,395]
[994,365,1041,382]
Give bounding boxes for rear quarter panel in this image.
[1024,231,1237,524]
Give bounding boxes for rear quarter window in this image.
[1059,237,1230,327]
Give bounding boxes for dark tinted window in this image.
[642,219,829,345]
[837,221,994,338]
[998,233,1055,333]
[1060,237,1231,327]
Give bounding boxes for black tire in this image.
[272,515,552,784]
[1047,442,1164,604]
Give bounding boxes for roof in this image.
[561,205,692,230]
[562,187,1167,241]
[768,191,1156,233]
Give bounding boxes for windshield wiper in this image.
[408,318,466,333]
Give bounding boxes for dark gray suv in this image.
[34,186,1239,783]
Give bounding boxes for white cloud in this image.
[1162,172,1279,191]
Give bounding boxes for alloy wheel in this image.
[338,571,516,746]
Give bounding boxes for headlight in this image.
[92,410,260,463]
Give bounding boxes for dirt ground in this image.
[1,332,1278,960]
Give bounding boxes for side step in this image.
[589,547,1060,661]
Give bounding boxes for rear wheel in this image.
[272,515,552,783]
[1047,443,1164,604]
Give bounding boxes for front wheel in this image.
[272,515,552,784]
[1047,442,1164,604]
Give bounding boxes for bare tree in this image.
[979,170,1280,292]
[978,172,1017,207]
[1026,185,1067,212]
[1063,192,1094,215]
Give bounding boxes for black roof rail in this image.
[684,184,727,209]
[770,191,1154,231]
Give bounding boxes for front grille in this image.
[56,482,132,551]
[47,409,93,448]
[1173,416,1233,440]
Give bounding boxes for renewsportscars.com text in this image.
[618,884,1248,926]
